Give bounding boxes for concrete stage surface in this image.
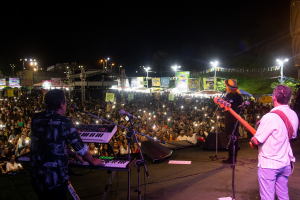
[1,139,300,200]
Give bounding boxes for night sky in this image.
[0,1,292,76]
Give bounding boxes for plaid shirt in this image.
[255,105,298,169]
[30,110,87,190]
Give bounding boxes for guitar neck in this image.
[228,108,256,136]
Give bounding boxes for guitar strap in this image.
[270,110,293,141]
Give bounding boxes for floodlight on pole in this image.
[145,67,151,88]
[276,59,288,84]
[210,61,218,90]
[171,65,181,87]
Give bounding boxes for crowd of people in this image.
[0,89,276,173]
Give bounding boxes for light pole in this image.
[106,58,110,71]
[119,65,122,75]
[171,65,181,87]
[110,63,114,72]
[145,67,151,88]
[20,58,29,86]
[10,64,16,77]
[210,61,218,90]
[276,59,288,84]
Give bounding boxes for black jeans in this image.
[33,181,68,200]
[225,122,239,160]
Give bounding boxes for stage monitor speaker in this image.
[203,132,228,150]
[141,140,173,163]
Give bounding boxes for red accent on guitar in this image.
[214,97,258,149]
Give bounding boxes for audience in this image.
[0,90,275,168]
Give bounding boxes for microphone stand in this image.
[226,104,245,200]
[127,117,149,200]
[72,107,161,200]
[210,92,227,161]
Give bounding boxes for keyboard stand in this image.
[102,171,115,200]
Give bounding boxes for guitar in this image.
[213,97,258,149]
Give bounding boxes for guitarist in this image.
[222,79,243,164]
[250,85,298,200]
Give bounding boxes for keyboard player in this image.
[30,89,104,200]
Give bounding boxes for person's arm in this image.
[81,151,103,166]
[6,163,12,172]
[250,137,260,146]
[65,118,104,166]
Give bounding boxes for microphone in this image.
[119,109,139,120]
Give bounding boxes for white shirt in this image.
[120,146,131,155]
[177,135,187,141]
[6,162,22,172]
[187,133,197,144]
[254,105,298,169]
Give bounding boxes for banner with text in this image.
[203,78,215,90]
[188,78,200,92]
[128,93,134,102]
[152,78,161,86]
[51,78,61,87]
[176,71,190,92]
[161,77,170,87]
[168,93,174,101]
[131,78,138,87]
[137,77,144,87]
[105,93,115,102]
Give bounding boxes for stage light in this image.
[195,107,197,109]
[96,120,99,123]
[181,106,183,108]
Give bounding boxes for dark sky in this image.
[0,1,291,76]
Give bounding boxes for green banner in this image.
[168,93,174,101]
[105,93,115,102]
[128,93,134,102]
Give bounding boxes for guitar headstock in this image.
[214,97,231,111]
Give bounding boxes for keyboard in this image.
[69,158,134,169]
[17,153,136,170]
[75,124,117,143]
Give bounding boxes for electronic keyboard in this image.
[75,124,117,143]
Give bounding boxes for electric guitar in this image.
[213,97,258,149]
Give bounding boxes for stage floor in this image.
[1,138,300,200]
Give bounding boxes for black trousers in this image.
[225,122,239,160]
[33,181,68,200]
